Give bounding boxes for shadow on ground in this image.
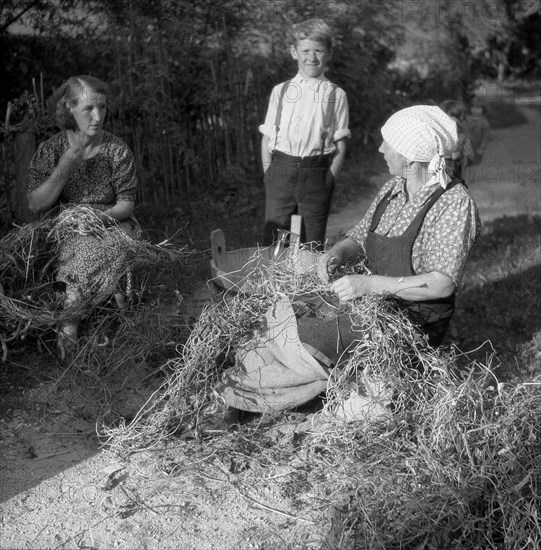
[451,215,541,381]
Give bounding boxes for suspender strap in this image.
[369,190,394,232]
[320,82,337,158]
[273,79,291,152]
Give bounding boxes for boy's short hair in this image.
[290,18,333,50]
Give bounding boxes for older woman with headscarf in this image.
[319,105,480,347]
[206,105,480,425]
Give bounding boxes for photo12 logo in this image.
[400,0,509,25]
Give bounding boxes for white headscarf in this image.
[381,105,458,188]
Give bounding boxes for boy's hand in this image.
[325,172,335,189]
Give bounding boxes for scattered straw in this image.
[0,205,195,352]
[104,246,540,548]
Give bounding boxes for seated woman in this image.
[27,75,139,355]
[210,105,480,420]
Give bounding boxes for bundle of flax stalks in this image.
[106,249,540,549]
[0,205,192,359]
[104,248,445,451]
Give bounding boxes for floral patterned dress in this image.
[28,131,139,310]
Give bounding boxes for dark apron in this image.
[364,182,458,346]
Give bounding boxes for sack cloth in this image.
[217,294,365,413]
[217,297,332,412]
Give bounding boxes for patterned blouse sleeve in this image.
[414,188,480,286]
[111,141,137,201]
[27,139,58,193]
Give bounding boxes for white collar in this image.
[291,72,328,85]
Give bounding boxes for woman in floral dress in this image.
[27,75,139,353]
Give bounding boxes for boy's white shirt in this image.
[259,72,350,157]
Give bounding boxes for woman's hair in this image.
[52,75,110,130]
[290,18,333,50]
[440,99,467,122]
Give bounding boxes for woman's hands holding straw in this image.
[317,237,364,284]
[317,250,343,283]
[318,238,373,301]
[329,274,372,302]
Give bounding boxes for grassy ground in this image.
[452,214,541,382]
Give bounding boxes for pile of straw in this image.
[105,250,540,548]
[0,205,194,358]
[104,248,434,451]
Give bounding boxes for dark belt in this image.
[272,150,332,167]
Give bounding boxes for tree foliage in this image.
[393,0,541,102]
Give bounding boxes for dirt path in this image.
[1,101,539,550]
[466,103,540,221]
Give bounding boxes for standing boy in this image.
[259,18,350,248]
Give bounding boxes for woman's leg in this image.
[57,286,80,358]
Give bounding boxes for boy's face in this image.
[290,39,331,79]
[471,106,483,117]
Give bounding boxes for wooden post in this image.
[11,130,36,222]
[290,214,302,255]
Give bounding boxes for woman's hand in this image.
[62,131,86,165]
[317,237,364,284]
[329,275,372,302]
[317,250,343,283]
[28,134,86,214]
[101,200,135,222]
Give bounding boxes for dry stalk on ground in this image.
[1,205,198,422]
[104,249,540,549]
[0,205,194,349]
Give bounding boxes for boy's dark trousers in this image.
[264,150,334,249]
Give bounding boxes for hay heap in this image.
[0,205,193,358]
[105,250,540,549]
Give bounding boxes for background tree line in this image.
[1,0,540,238]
